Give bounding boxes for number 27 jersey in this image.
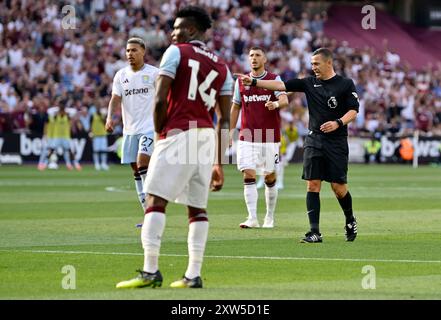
[158,40,233,138]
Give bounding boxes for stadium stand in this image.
[324,4,441,69]
[0,0,440,154]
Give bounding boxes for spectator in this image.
[27,101,48,136]
[364,135,382,164]
[0,0,439,138]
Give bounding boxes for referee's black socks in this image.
[306,192,320,234]
[338,191,355,224]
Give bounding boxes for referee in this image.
[235,48,359,243]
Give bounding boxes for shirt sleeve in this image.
[284,78,306,92]
[345,80,360,112]
[158,45,180,79]
[274,75,287,98]
[220,67,234,96]
[111,70,122,97]
[232,78,241,105]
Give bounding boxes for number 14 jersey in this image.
[158,40,233,138]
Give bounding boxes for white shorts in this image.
[144,128,216,209]
[237,140,280,175]
[121,132,154,164]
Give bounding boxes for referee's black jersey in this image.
[284,75,359,136]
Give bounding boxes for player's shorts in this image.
[93,136,108,152]
[53,138,71,150]
[302,132,348,183]
[144,128,216,209]
[236,140,280,175]
[121,132,154,164]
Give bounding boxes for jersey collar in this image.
[250,70,267,79]
[189,40,206,48]
[319,74,338,83]
[131,63,146,73]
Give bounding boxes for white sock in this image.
[277,163,284,187]
[141,211,166,273]
[244,181,258,220]
[185,221,209,279]
[134,174,146,210]
[256,175,264,188]
[138,166,148,185]
[139,167,149,204]
[265,181,278,219]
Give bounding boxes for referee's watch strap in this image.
[336,118,344,127]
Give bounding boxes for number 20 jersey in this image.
[158,40,233,138]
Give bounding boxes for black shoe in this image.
[345,219,358,242]
[300,231,322,243]
[170,275,203,288]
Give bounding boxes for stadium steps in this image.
[324,4,441,69]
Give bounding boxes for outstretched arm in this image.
[234,73,287,91]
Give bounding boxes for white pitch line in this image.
[1,249,441,264]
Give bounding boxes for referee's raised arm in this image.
[234,73,287,91]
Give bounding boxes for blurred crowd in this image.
[0,0,440,138]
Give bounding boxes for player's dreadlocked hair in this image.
[176,5,212,32]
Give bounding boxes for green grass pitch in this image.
[0,163,440,300]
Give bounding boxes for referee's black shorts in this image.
[302,132,349,184]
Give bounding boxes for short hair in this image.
[176,5,212,32]
[312,47,333,60]
[127,37,146,50]
[249,46,265,54]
